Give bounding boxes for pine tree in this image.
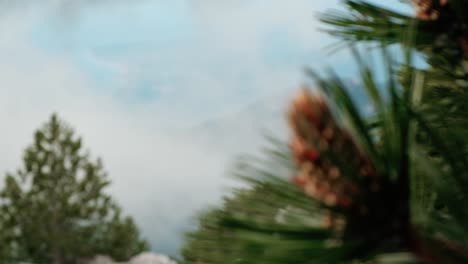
[0,114,148,263]
[182,1,468,263]
[0,210,15,261]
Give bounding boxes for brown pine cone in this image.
[288,88,378,214]
[412,0,449,20]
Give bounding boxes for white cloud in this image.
[0,7,229,255]
[62,0,346,122]
[189,0,340,52]
[0,0,350,256]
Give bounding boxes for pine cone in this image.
[287,88,416,247]
[411,0,468,61]
[288,88,378,214]
[412,0,449,21]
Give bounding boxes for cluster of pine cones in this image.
[286,87,413,250]
[287,89,380,216]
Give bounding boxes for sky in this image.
[0,0,412,257]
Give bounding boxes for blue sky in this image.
[27,0,357,123]
[0,0,415,257]
[25,0,413,123]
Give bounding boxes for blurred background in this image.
[0,0,411,257]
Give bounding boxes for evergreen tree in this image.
[0,209,15,261]
[0,114,148,263]
[182,1,468,263]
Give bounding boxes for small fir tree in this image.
[0,114,148,263]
